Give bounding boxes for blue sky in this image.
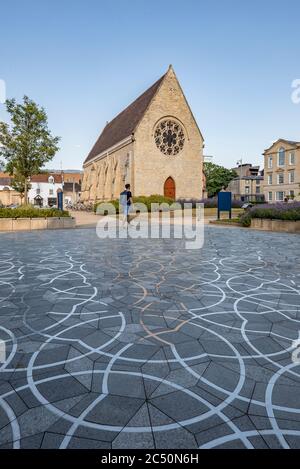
[0,0,300,170]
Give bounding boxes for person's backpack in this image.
[120,190,127,206]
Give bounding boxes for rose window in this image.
[154,120,185,155]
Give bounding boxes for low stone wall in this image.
[0,217,76,232]
[251,218,300,233]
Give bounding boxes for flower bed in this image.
[239,202,300,227]
[195,197,244,209]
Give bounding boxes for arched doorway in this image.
[164,177,175,199]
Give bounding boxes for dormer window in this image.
[48,176,54,184]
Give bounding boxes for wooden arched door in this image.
[164,177,175,199]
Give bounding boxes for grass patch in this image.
[214,218,240,223]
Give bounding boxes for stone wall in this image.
[0,190,21,206]
[81,143,133,202]
[0,217,75,231]
[81,67,204,202]
[251,218,300,233]
[133,67,203,199]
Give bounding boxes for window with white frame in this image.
[268,174,273,185]
[289,190,295,198]
[245,186,250,194]
[49,189,54,195]
[289,152,295,165]
[36,188,40,195]
[276,191,285,201]
[289,171,295,184]
[48,176,54,184]
[277,173,284,184]
[278,147,285,167]
[268,192,272,201]
[268,156,273,169]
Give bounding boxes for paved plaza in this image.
[0,226,300,449]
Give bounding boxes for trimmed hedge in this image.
[239,202,300,227]
[133,195,175,211]
[94,199,120,214]
[0,207,70,218]
[94,194,176,214]
[94,195,245,213]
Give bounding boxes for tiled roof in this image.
[0,177,12,186]
[264,139,300,153]
[0,172,62,183]
[283,139,300,145]
[84,73,166,165]
[30,174,62,183]
[241,175,264,180]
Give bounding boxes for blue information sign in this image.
[217,191,232,219]
[57,191,63,211]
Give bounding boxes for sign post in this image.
[217,191,232,220]
[57,188,63,211]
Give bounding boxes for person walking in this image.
[120,183,133,227]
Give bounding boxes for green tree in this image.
[10,172,31,204]
[0,96,60,204]
[204,162,237,198]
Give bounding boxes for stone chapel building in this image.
[81,66,204,202]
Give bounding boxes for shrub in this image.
[200,198,217,208]
[94,195,176,214]
[134,194,175,211]
[0,207,70,218]
[94,194,247,214]
[94,199,120,214]
[177,197,244,209]
[239,213,252,227]
[231,199,245,208]
[176,198,202,208]
[239,202,300,226]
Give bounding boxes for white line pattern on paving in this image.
[0,227,299,449]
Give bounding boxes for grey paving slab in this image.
[0,226,299,448]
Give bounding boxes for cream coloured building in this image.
[263,139,300,202]
[81,66,204,202]
[227,164,264,202]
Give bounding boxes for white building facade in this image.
[28,174,63,207]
